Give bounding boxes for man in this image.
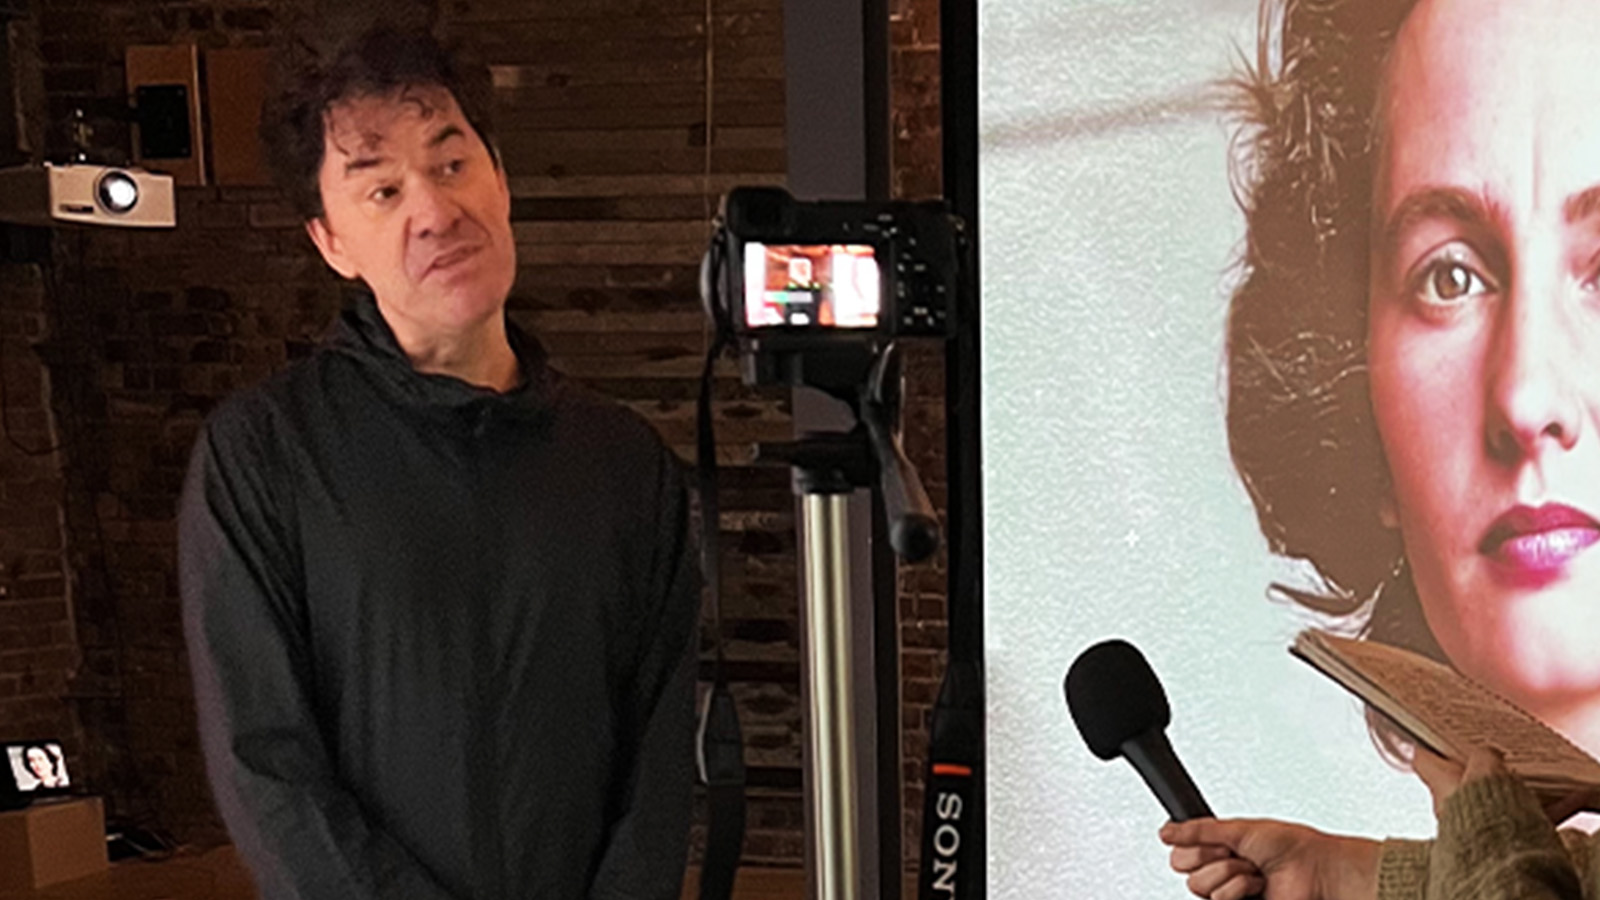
[179,26,698,900]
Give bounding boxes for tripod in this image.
[756,347,938,900]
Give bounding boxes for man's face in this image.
[1367,0,1600,719]
[307,86,516,339]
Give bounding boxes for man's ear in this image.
[306,217,359,280]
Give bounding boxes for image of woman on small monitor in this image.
[11,743,69,790]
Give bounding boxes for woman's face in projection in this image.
[1367,0,1600,722]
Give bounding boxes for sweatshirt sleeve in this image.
[1376,776,1588,900]
[586,443,700,900]
[179,415,464,900]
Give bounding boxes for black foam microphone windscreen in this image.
[1063,638,1217,823]
[1064,638,1171,760]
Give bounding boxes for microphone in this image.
[1064,639,1261,898]
[1064,639,1212,820]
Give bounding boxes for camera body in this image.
[709,187,962,390]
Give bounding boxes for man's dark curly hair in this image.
[261,25,498,222]
[1225,0,1441,665]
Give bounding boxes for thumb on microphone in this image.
[1161,818,1265,900]
[1160,817,1380,900]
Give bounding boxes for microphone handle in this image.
[1123,731,1262,900]
[1122,730,1212,821]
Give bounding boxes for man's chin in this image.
[372,282,510,334]
[433,282,512,326]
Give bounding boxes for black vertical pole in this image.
[942,0,981,670]
[864,1,902,897]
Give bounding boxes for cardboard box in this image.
[0,797,108,890]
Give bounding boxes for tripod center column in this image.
[801,491,862,900]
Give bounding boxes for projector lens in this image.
[96,171,140,214]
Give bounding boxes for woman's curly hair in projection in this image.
[1223,0,1439,761]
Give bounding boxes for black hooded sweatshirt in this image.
[178,294,698,900]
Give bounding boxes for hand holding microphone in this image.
[1063,639,1260,899]
[1064,639,1379,900]
[1158,817,1378,900]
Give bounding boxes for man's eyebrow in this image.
[342,150,389,177]
[338,126,464,176]
[428,124,466,149]
[1562,184,1600,225]
[1380,186,1495,249]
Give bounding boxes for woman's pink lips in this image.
[1479,504,1600,584]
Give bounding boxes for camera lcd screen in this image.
[742,242,880,329]
[6,742,70,793]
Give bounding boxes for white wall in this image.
[979,2,1436,896]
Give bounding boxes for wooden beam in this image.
[507,172,783,198]
[513,220,712,244]
[497,103,783,130]
[490,57,782,88]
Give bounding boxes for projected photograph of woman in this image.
[1165,0,1600,896]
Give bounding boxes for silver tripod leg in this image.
[801,491,862,900]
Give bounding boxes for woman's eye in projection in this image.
[1406,247,1497,311]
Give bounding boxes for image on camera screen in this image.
[7,742,70,792]
[742,242,880,329]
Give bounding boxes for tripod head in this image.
[754,345,938,563]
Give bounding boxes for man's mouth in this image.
[425,244,482,276]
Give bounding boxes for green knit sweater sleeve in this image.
[1374,776,1592,900]
[1377,837,1432,899]
[1559,826,1598,899]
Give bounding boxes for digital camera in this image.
[705,187,963,389]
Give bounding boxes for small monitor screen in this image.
[7,742,70,793]
[742,242,880,329]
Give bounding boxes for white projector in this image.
[0,163,176,228]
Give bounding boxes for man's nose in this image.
[407,176,463,240]
[1483,279,1584,464]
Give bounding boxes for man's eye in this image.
[370,186,399,204]
[443,159,465,177]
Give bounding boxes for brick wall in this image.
[0,258,83,780]
[4,0,949,875]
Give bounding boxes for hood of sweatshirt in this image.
[322,290,558,427]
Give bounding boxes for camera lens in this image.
[96,171,140,214]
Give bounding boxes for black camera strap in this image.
[694,237,745,899]
[916,658,981,899]
[916,222,982,900]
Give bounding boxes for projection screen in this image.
[971,0,1561,895]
